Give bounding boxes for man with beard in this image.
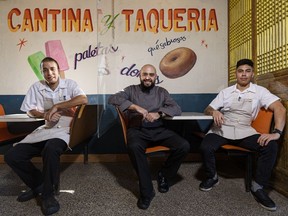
[108,64,190,210]
[199,59,286,211]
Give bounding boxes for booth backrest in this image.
[69,104,103,148]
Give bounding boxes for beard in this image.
[140,80,155,92]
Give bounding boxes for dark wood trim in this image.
[0,153,229,164]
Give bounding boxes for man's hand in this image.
[129,104,148,119]
[44,110,62,128]
[145,112,159,122]
[44,105,60,122]
[204,106,224,127]
[50,112,62,122]
[212,110,224,127]
[257,133,280,146]
[129,104,162,122]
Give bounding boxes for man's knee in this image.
[263,141,278,155]
[199,139,215,154]
[127,141,145,153]
[42,139,66,156]
[199,134,218,152]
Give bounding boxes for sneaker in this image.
[157,171,169,193]
[137,191,155,210]
[199,178,219,191]
[41,195,60,215]
[251,189,276,211]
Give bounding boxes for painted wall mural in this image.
[0,0,228,95]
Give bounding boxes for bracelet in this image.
[272,128,283,136]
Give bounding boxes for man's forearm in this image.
[129,104,140,111]
[204,106,215,115]
[27,110,45,118]
[54,95,88,110]
[273,106,286,132]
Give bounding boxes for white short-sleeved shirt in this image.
[15,78,85,146]
[209,83,279,120]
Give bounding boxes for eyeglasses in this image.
[141,72,156,77]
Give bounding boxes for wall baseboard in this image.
[0,153,228,164]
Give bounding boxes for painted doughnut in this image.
[159,47,197,79]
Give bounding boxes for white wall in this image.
[0,0,228,95]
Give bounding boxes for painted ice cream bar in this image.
[27,51,45,81]
[45,40,69,78]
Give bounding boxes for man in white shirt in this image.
[199,59,286,211]
[5,57,87,215]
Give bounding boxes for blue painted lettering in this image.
[120,64,163,84]
[74,42,119,69]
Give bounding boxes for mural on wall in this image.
[0,0,228,95]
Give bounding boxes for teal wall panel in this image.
[0,94,216,154]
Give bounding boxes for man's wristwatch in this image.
[272,128,283,136]
[158,111,166,118]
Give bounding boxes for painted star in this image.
[17,38,28,51]
[201,40,208,48]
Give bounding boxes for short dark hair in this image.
[40,57,60,70]
[236,59,253,68]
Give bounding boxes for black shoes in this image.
[137,171,168,210]
[137,191,155,210]
[41,195,60,215]
[17,185,43,202]
[199,178,219,191]
[251,189,276,211]
[17,185,60,215]
[157,172,169,193]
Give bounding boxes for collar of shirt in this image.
[231,83,257,94]
[39,78,66,92]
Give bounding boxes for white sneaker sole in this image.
[199,181,219,192]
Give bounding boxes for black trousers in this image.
[199,133,278,187]
[4,138,67,198]
[127,127,190,198]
